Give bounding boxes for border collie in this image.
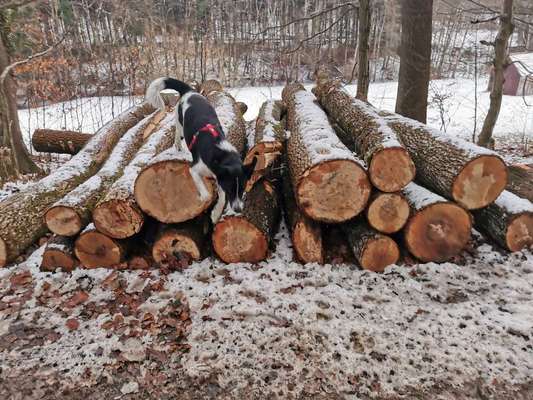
[145,77,251,222]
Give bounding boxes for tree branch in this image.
[0,0,34,9]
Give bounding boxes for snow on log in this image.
[213,179,281,263]
[32,129,91,155]
[385,113,507,209]
[281,160,323,264]
[473,190,533,252]
[74,224,128,268]
[282,84,371,223]
[314,80,415,192]
[152,216,210,267]
[93,114,175,238]
[45,111,163,237]
[0,102,153,267]
[343,219,400,272]
[402,182,472,262]
[366,191,410,234]
[40,235,78,272]
[506,164,533,202]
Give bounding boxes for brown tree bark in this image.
[506,164,533,202]
[356,0,371,101]
[32,129,92,155]
[395,0,433,123]
[477,0,515,148]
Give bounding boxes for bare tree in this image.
[356,0,370,101]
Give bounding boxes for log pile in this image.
[1,80,531,273]
[32,129,91,155]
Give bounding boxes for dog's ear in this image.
[243,157,258,180]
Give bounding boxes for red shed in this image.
[489,53,533,96]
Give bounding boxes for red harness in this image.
[188,123,220,151]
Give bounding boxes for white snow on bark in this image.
[402,182,449,210]
[494,190,533,214]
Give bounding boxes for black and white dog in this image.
[145,77,251,222]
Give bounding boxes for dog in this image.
[145,77,251,222]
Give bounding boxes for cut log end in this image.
[367,193,410,234]
[405,202,472,262]
[41,249,77,272]
[45,206,82,236]
[152,229,202,266]
[452,155,507,209]
[297,159,371,222]
[135,160,215,223]
[93,200,144,239]
[0,238,6,267]
[506,213,533,252]
[293,219,323,264]
[369,147,416,192]
[75,231,123,268]
[212,216,268,263]
[360,236,400,272]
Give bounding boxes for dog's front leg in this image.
[190,164,210,201]
[174,112,184,151]
[210,186,226,224]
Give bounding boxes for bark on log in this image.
[93,115,175,238]
[32,129,91,155]
[506,164,533,202]
[343,220,400,272]
[213,179,281,263]
[40,235,78,272]
[199,80,225,96]
[314,80,415,192]
[402,182,472,262]
[74,224,128,268]
[236,102,248,115]
[0,102,153,267]
[283,84,371,223]
[385,113,507,209]
[473,190,533,252]
[45,111,164,237]
[366,191,410,234]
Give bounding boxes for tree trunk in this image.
[74,224,129,269]
[32,129,92,155]
[282,84,371,223]
[0,102,153,267]
[385,113,508,209]
[93,115,174,238]
[366,191,410,234]
[395,0,433,123]
[473,190,533,252]
[343,219,400,272]
[402,182,472,262]
[477,0,514,148]
[45,111,163,237]
[314,80,415,192]
[356,0,371,101]
[506,164,533,202]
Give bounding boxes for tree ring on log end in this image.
[135,160,216,223]
[0,239,7,267]
[93,200,144,239]
[213,217,268,263]
[452,155,507,209]
[293,219,323,264]
[75,231,122,268]
[506,213,533,252]
[41,250,76,272]
[404,202,472,262]
[152,231,201,265]
[367,193,410,234]
[369,147,415,192]
[360,236,400,272]
[45,206,82,236]
[296,159,370,223]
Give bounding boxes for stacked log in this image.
[314,80,415,192]
[32,129,91,155]
[366,192,410,234]
[41,235,78,272]
[74,224,129,269]
[506,164,533,202]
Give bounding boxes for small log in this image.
[213,179,281,263]
[283,84,371,223]
[74,224,128,268]
[506,164,533,202]
[366,191,410,234]
[236,102,248,115]
[473,190,533,252]
[199,79,225,96]
[32,129,91,155]
[41,235,78,272]
[314,80,415,192]
[93,115,174,238]
[402,182,472,262]
[343,220,400,272]
[385,113,507,209]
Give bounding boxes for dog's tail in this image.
[145,77,193,109]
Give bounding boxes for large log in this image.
[402,182,472,262]
[40,235,78,272]
[473,190,533,252]
[343,220,400,272]
[506,164,533,202]
[0,102,153,267]
[212,179,281,263]
[32,129,91,155]
[93,114,175,238]
[283,84,371,223]
[366,191,410,234]
[385,113,507,209]
[74,224,128,268]
[314,81,415,192]
[44,111,165,237]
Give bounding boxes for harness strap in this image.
[188,123,220,151]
